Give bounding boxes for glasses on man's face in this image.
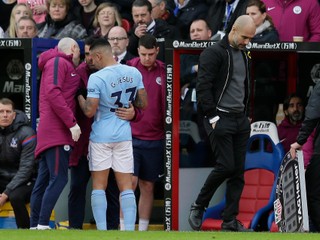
[108,37,128,42]
[99,11,114,16]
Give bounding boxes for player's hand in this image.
[116,103,135,121]
[70,123,81,142]
[290,142,302,159]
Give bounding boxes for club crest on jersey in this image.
[156,77,162,85]
[10,137,18,148]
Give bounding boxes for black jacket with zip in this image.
[297,81,320,146]
[196,35,251,120]
[0,110,37,197]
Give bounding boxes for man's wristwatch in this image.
[209,116,220,124]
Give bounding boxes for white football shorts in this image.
[88,140,133,173]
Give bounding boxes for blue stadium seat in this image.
[201,121,284,231]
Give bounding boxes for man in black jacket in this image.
[290,82,320,232]
[0,98,37,229]
[188,15,256,232]
[128,0,178,62]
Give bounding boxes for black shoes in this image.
[221,219,253,232]
[188,202,205,230]
[189,202,253,232]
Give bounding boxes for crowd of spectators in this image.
[4,3,33,38]
[1,0,319,42]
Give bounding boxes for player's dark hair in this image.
[138,34,158,49]
[89,38,110,51]
[84,35,101,47]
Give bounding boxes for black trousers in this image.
[0,181,34,228]
[195,112,250,222]
[305,128,320,231]
[68,156,91,229]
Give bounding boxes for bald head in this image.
[107,26,129,56]
[108,26,128,37]
[58,37,78,53]
[233,15,256,31]
[229,15,256,49]
[58,37,81,66]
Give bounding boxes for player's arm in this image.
[78,96,99,118]
[134,88,148,110]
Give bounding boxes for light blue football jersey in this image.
[87,64,144,143]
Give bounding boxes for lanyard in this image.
[223,3,233,32]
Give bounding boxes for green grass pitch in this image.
[0,230,320,240]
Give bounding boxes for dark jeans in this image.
[68,156,120,230]
[1,182,34,228]
[195,112,250,222]
[30,146,70,227]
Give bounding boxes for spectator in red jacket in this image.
[278,93,315,168]
[277,93,304,153]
